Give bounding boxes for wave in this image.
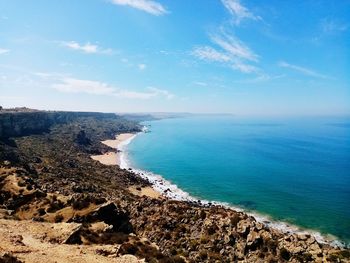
[119,131,347,248]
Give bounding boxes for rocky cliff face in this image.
[0,111,117,138]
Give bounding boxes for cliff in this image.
[0,110,118,138]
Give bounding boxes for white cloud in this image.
[192,1,261,74]
[0,48,10,55]
[232,61,258,73]
[52,77,174,100]
[62,41,112,54]
[52,78,115,95]
[138,63,146,70]
[221,0,261,24]
[147,87,174,99]
[115,87,174,99]
[192,46,230,62]
[193,81,208,87]
[114,90,154,99]
[321,19,348,34]
[192,32,260,74]
[235,74,286,84]
[278,61,328,79]
[211,33,258,62]
[110,0,168,16]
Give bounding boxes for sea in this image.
[120,115,350,246]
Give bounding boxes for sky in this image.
[0,0,349,116]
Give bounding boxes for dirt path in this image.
[0,219,143,263]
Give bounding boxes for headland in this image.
[0,108,349,262]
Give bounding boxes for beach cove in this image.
[91,133,135,166]
[91,133,160,199]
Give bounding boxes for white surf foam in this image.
[118,130,347,248]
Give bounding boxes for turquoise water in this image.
[126,116,350,244]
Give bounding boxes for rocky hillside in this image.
[0,110,349,262]
[0,108,128,138]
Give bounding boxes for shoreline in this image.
[91,132,161,199]
[2,109,349,262]
[91,133,135,166]
[119,129,347,248]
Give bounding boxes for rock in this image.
[32,157,42,163]
[235,242,246,259]
[306,236,317,245]
[3,160,11,166]
[255,221,264,231]
[75,130,91,145]
[10,235,24,246]
[247,230,262,250]
[84,203,133,233]
[298,233,310,241]
[308,242,322,256]
[259,230,272,241]
[224,234,230,244]
[284,242,305,254]
[236,219,251,236]
[223,234,236,246]
[0,253,23,263]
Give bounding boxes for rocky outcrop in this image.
[0,167,186,262]
[126,198,350,262]
[75,130,91,145]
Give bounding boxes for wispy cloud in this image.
[192,31,259,74]
[231,61,259,73]
[310,18,348,45]
[221,0,261,25]
[321,19,348,34]
[233,74,286,84]
[278,61,328,79]
[138,63,146,70]
[0,48,10,55]
[62,41,112,54]
[147,87,174,99]
[192,46,230,62]
[112,88,173,99]
[110,0,168,16]
[52,77,174,100]
[192,1,262,74]
[193,81,208,87]
[52,78,115,95]
[121,58,147,71]
[211,32,258,62]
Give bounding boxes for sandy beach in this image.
[128,185,161,199]
[91,133,135,166]
[91,133,161,199]
[101,133,135,149]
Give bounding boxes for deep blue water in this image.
[126,116,350,243]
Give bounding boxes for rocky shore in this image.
[0,109,349,262]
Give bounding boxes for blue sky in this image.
[0,0,349,115]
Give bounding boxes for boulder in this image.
[247,230,262,250]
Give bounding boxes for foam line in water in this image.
[119,130,347,248]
